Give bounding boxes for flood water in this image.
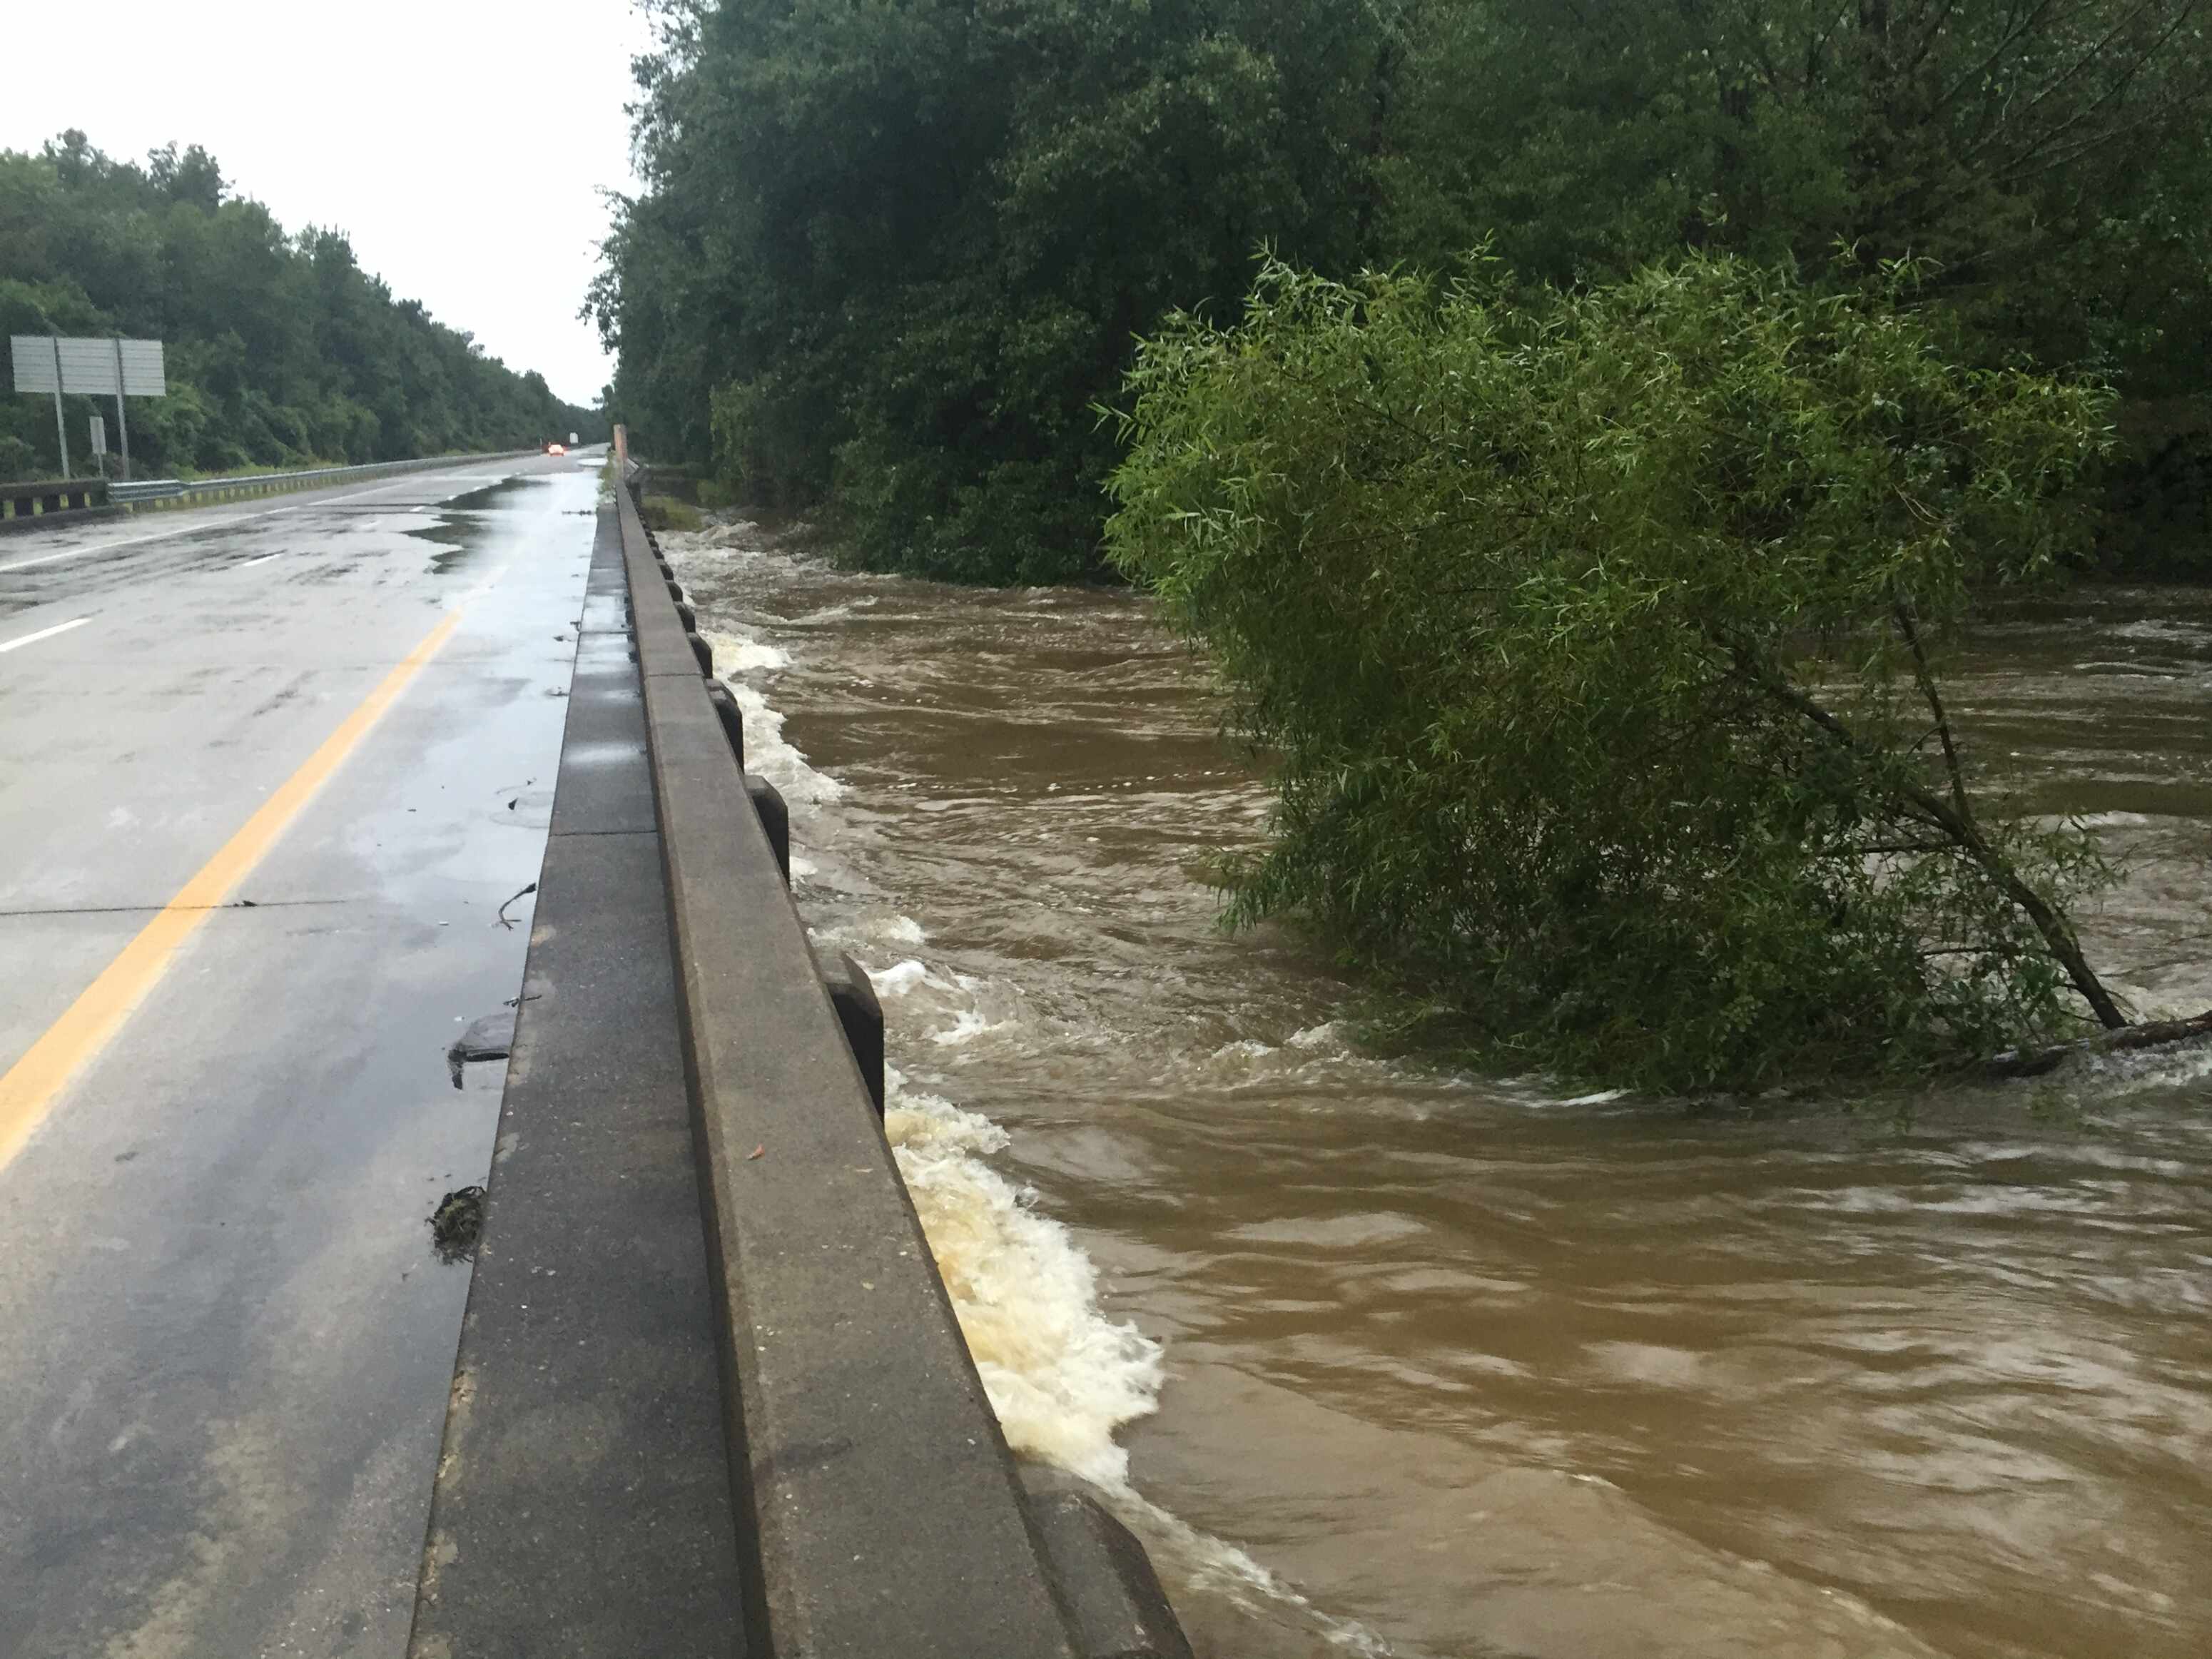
[664,519,2212,1659]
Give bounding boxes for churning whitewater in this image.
[697,618,1167,1487]
[694,552,1401,1657]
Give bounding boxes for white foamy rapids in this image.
[1107,1488,1402,1658]
[721,678,843,808]
[2112,618,2212,646]
[2079,1030,2212,1093]
[2107,975,2211,1025]
[869,957,1036,1053]
[933,1009,1005,1047]
[662,521,765,560]
[1193,1020,1435,1095]
[883,1071,1164,1486]
[699,624,838,810]
[813,910,928,953]
[871,957,946,999]
[701,624,791,676]
[686,573,1341,1641]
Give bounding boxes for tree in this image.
[597,0,2212,582]
[147,142,224,212]
[1,135,604,482]
[1375,0,2212,568]
[1104,253,2126,1091]
[1376,1,2212,295]
[591,0,1396,579]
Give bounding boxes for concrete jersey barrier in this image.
[615,454,1188,1658]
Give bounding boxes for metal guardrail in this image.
[612,430,1189,1658]
[108,450,537,507]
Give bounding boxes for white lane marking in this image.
[0,617,91,655]
[0,470,509,576]
[237,554,280,569]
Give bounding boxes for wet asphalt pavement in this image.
[0,455,601,1656]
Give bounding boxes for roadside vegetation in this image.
[1106,255,2133,1091]
[1,133,604,483]
[639,494,705,533]
[597,0,2212,582]
[594,1,2212,1088]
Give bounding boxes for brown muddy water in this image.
[664,519,2212,1659]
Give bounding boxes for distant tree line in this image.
[593,0,2212,582]
[1,132,606,484]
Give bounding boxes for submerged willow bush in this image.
[1104,254,2122,1092]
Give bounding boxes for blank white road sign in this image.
[10,337,167,397]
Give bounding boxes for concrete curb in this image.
[617,456,1187,1656]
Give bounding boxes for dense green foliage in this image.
[1105,257,2123,1090]
[595,0,1381,579]
[597,0,2212,579]
[639,493,706,532]
[1,133,603,482]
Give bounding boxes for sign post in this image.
[111,337,132,481]
[89,413,107,477]
[48,335,69,478]
[11,335,165,480]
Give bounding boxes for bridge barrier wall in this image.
[614,432,1189,1658]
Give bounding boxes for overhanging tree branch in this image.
[1723,639,2130,1028]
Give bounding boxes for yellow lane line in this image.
[0,607,467,1172]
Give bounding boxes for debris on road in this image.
[446,1010,517,1087]
[428,1186,487,1263]
[495,883,537,928]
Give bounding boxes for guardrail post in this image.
[704,681,747,769]
[1020,1467,1196,1659]
[744,776,790,883]
[820,953,886,1116]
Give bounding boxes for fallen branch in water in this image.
[1987,1009,2212,1078]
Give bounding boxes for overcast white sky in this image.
[5,0,654,406]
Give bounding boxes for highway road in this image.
[0,455,602,1657]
